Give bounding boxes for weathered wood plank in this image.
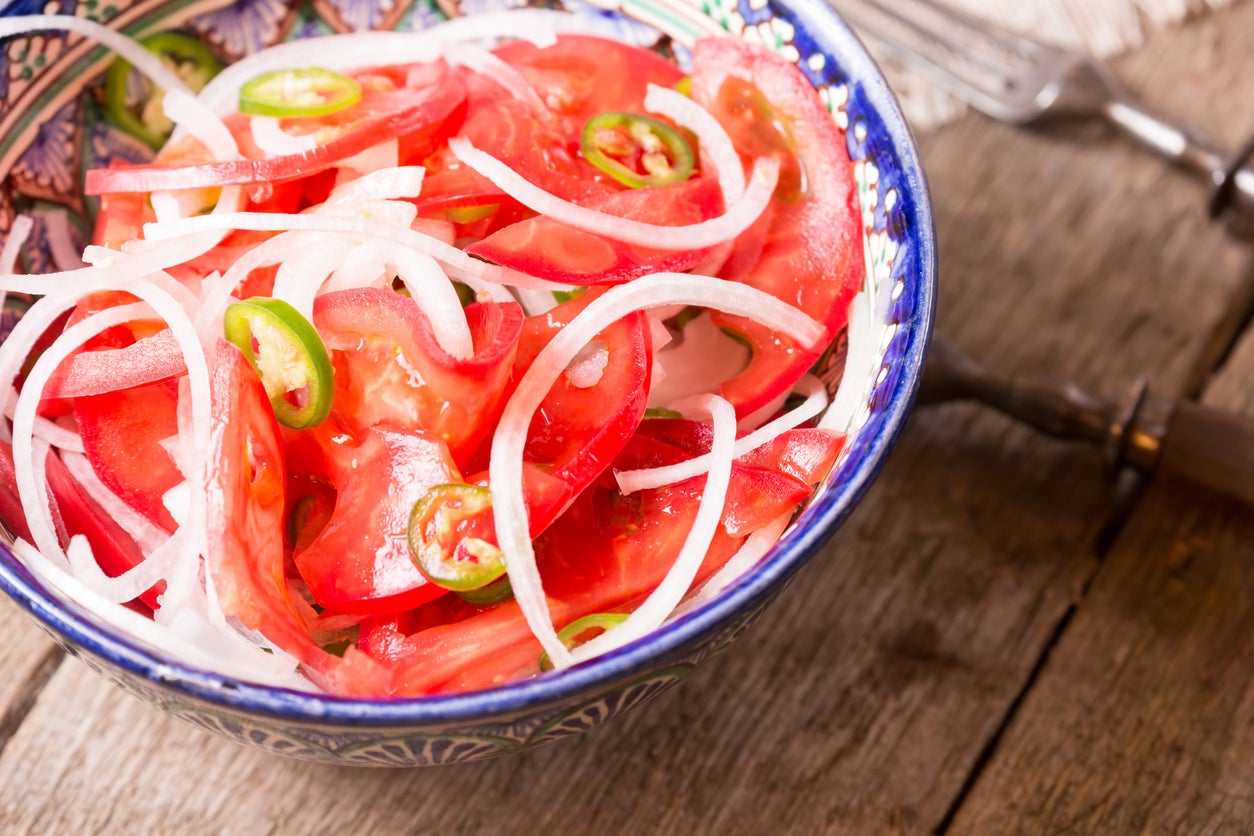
[948,394,1254,833]
[0,601,61,753]
[1,6,1251,835]
[946,4,1254,831]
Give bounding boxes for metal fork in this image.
[834,0,1254,233]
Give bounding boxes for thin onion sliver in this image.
[450,137,780,250]
[569,392,736,663]
[490,272,826,670]
[615,375,830,494]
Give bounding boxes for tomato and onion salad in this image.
[0,12,867,697]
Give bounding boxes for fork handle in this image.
[1102,95,1254,235]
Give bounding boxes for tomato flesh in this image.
[690,38,864,417]
[313,289,523,469]
[292,425,457,616]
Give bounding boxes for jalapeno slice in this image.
[539,613,630,671]
[581,112,695,188]
[104,32,221,150]
[238,67,363,119]
[222,297,333,429]
[407,484,512,603]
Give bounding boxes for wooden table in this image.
[1,5,1252,833]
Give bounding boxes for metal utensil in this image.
[920,335,1254,507]
[833,0,1254,234]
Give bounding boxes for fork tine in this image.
[833,0,1056,122]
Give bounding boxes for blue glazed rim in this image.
[0,0,936,729]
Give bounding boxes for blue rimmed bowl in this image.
[0,0,934,765]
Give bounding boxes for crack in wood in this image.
[0,645,64,759]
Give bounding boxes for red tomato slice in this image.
[690,38,864,417]
[92,187,150,249]
[74,377,183,532]
[84,66,467,195]
[206,340,393,695]
[313,289,523,468]
[291,425,457,616]
[373,434,811,695]
[0,440,160,608]
[493,34,687,134]
[503,288,652,533]
[632,418,846,486]
[0,441,32,544]
[465,176,724,285]
[45,328,185,399]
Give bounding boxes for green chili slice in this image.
[539,613,630,672]
[239,67,362,119]
[104,32,221,150]
[223,297,333,429]
[581,112,695,189]
[408,484,512,602]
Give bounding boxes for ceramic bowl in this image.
[0,0,934,765]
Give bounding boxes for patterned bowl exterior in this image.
[0,0,935,765]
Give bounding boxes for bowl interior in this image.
[0,0,935,728]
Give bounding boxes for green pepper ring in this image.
[538,613,630,672]
[223,297,334,430]
[103,32,221,150]
[238,67,363,119]
[407,484,511,598]
[580,111,695,189]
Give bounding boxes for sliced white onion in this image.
[13,304,151,566]
[569,393,736,663]
[667,512,791,622]
[270,236,355,322]
[445,43,547,117]
[66,530,181,606]
[618,375,829,494]
[450,137,779,250]
[322,166,426,207]
[179,10,607,131]
[1,214,33,276]
[644,84,745,204]
[11,537,308,688]
[332,242,474,359]
[249,116,318,156]
[60,450,172,556]
[162,88,239,161]
[142,211,564,290]
[0,294,94,440]
[490,272,826,670]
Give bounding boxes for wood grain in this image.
[0,4,1252,834]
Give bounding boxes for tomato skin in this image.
[44,328,185,399]
[632,419,846,487]
[465,176,725,285]
[371,432,812,695]
[292,425,457,616]
[0,440,161,608]
[502,289,652,535]
[85,66,467,194]
[0,442,33,545]
[494,35,687,134]
[207,340,393,695]
[690,38,864,417]
[74,378,183,533]
[313,289,523,468]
